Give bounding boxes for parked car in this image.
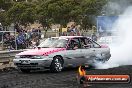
[13,36,111,73]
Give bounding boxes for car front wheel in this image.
[50,56,63,72]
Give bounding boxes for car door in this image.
[63,38,83,67]
[80,38,110,64]
[79,38,95,65]
[90,39,111,63]
[91,41,111,61]
[90,40,102,59]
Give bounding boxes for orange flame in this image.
[78,66,86,76]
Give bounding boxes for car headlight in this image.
[15,55,20,59]
[31,55,45,59]
[15,55,46,59]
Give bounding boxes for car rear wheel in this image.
[50,56,63,72]
[20,69,31,73]
[93,54,106,63]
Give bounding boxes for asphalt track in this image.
[0,65,132,88]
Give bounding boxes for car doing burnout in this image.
[13,36,111,73]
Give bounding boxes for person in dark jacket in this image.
[16,32,26,49]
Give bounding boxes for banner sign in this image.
[97,16,118,33]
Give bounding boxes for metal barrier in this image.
[0,50,24,70]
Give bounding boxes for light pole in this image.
[0,8,5,50]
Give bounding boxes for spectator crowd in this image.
[0,25,41,50]
[0,22,98,50]
[62,23,81,36]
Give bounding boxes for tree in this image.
[0,12,10,26]
[0,0,13,11]
[36,0,107,30]
[0,0,13,26]
[79,0,107,29]
[36,0,82,27]
[3,0,107,30]
[7,2,36,26]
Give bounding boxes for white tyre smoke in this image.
[96,6,132,69]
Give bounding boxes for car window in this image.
[80,38,88,48]
[80,38,93,48]
[68,38,81,49]
[92,41,101,48]
[79,38,101,48]
[38,38,58,48]
[50,39,68,48]
[72,38,81,48]
[38,38,68,48]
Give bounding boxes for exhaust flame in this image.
[96,6,132,69]
[78,66,86,76]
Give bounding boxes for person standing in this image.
[16,31,26,49]
[91,33,98,41]
[70,23,80,36]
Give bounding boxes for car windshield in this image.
[38,38,68,48]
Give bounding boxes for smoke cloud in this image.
[103,0,132,15]
[96,1,132,69]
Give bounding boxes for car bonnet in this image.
[17,48,66,56]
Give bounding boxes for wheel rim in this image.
[94,58,105,63]
[54,58,62,72]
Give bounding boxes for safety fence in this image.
[0,49,25,70]
[0,30,58,50]
[0,30,17,50]
[0,29,94,50]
